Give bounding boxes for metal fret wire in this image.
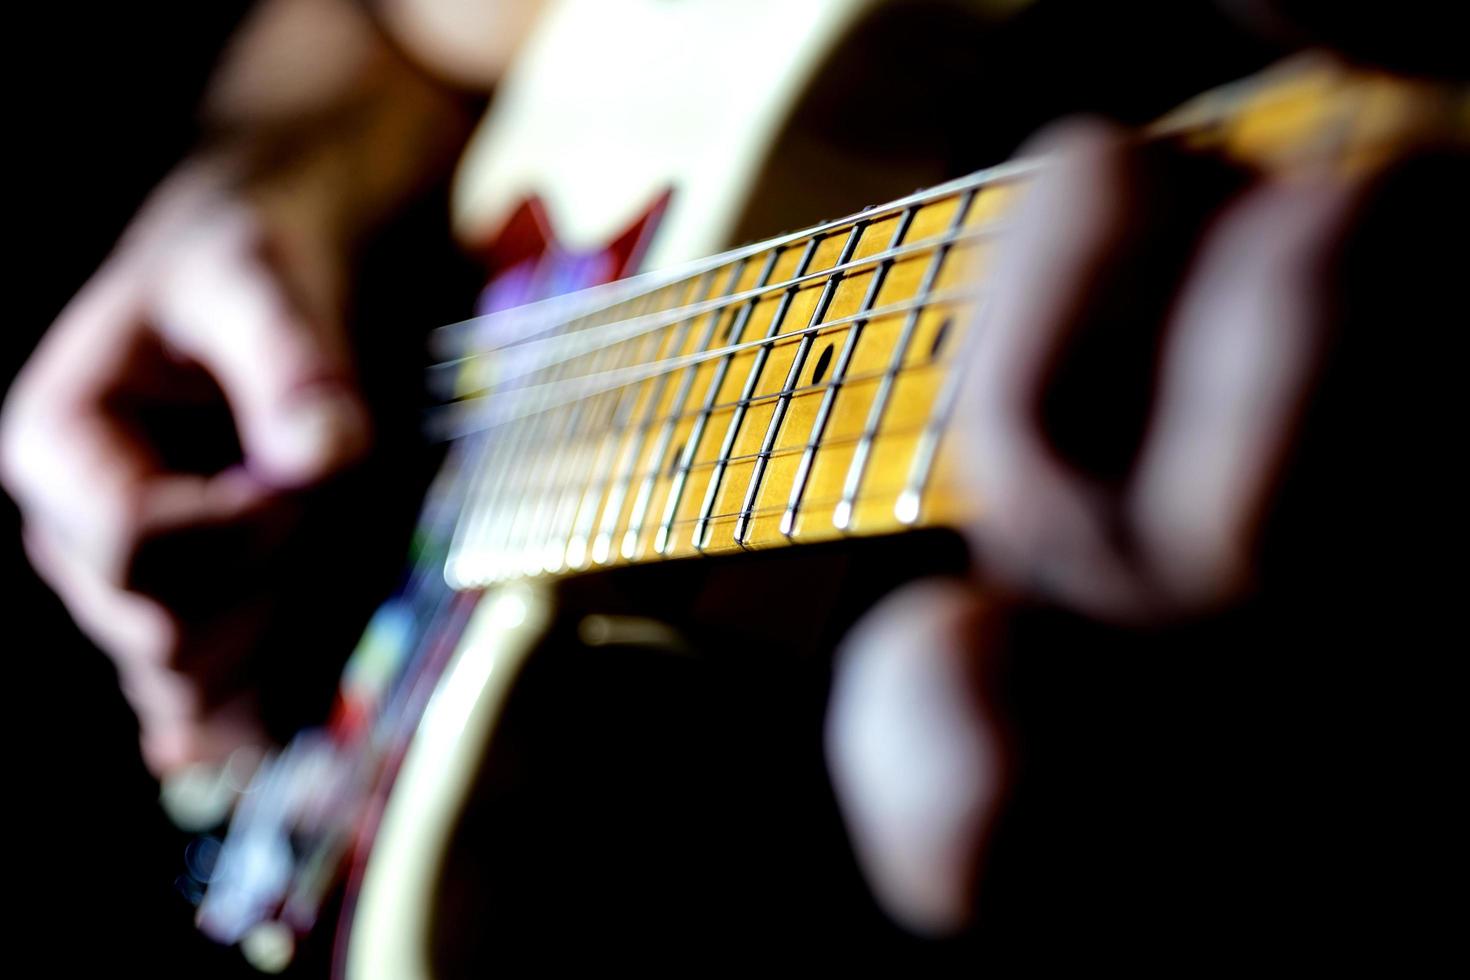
[546,358,963,499]
[587,271,720,566]
[618,259,756,561]
[730,217,885,546]
[430,219,1004,400]
[522,291,664,575]
[503,289,673,579]
[691,209,909,551]
[652,246,786,555]
[430,157,1038,365]
[833,187,979,531]
[545,293,673,572]
[894,292,992,526]
[657,225,865,555]
[769,206,917,541]
[449,279,981,579]
[448,295,979,581]
[458,292,666,584]
[442,164,1029,583]
[431,284,987,438]
[462,313,587,583]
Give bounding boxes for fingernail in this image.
[257,390,369,485]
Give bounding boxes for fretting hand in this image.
[827,114,1378,934]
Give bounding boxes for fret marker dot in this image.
[895,491,921,525]
[929,317,953,360]
[812,343,834,385]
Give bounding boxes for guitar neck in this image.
[433,163,1025,587]
[430,57,1467,589]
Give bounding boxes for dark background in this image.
[6,7,258,976]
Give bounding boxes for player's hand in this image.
[828,117,1371,933]
[1,159,370,776]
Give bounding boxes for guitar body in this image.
[362,536,982,976]
[450,0,1018,270]
[185,3,1465,975]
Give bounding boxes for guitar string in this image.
[427,216,996,431]
[427,217,1006,391]
[434,163,1029,572]
[428,283,987,438]
[453,342,964,575]
[445,334,967,574]
[444,282,980,571]
[503,359,959,515]
[428,156,1039,361]
[432,118,1260,566]
[440,124,1234,565]
[429,110,1274,402]
[427,107,1277,393]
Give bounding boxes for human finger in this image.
[826,578,1011,935]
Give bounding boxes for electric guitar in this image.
[167,3,1465,974]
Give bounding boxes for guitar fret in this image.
[446,197,986,583]
[435,222,1004,410]
[560,292,673,569]
[562,290,678,566]
[695,213,913,551]
[465,328,581,582]
[443,181,1010,584]
[894,317,983,525]
[651,247,782,556]
[536,292,663,571]
[497,317,605,577]
[519,362,609,573]
[777,208,915,538]
[619,260,749,561]
[422,63,1451,586]
[833,188,976,532]
[430,281,990,440]
[444,433,498,586]
[452,310,594,584]
[669,485,941,531]
[615,418,940,489]
[432,159,1039,368]
[588,272,718,565]
[732,223,866,545]
[500,297,640,578]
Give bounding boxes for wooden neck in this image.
[433,163,1024,587]
[431,57,1468,589]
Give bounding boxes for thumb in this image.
[151,210,370,486]
[826,579,1011,936]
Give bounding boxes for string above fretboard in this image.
[428,57,1470,589]
[431,159,1030,587]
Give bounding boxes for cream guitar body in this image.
[350,583,552,980]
